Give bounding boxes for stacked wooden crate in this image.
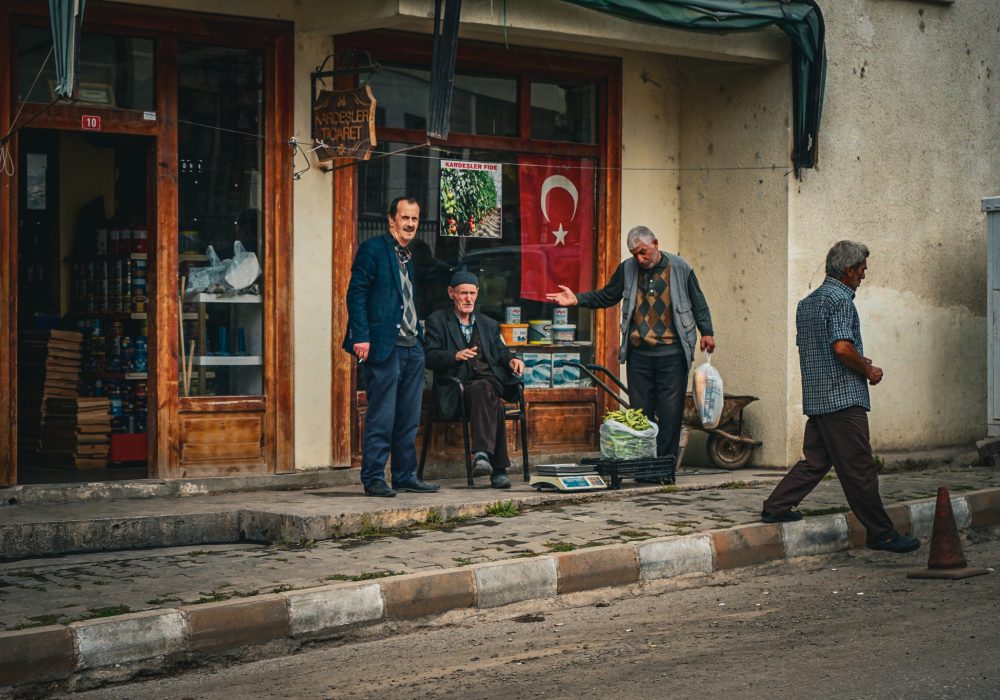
[17,330,84,464]
[40,397,112,469]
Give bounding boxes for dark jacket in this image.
[342,234,421,364]
[423,309,520,419]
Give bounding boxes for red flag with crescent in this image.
[518,156,595,302]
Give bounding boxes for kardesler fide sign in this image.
[312,85,377,161]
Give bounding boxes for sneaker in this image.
[472,454,492,477]
[761,509,804,523]
[867,530,920,553]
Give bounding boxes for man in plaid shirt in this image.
[761,241,919,554]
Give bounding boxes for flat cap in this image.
[449,270,479,287]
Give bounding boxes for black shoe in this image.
[761,509,803,523]
[867,530,920,553]
[490,471,511,489]
[472,454,493,477]
[364,481,397,498]
[394,479,441,493]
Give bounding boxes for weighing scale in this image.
[529,464,607,491]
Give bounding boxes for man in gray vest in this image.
[547,226,714,461]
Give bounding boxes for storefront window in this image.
[17,26,154,111]
[357,143,596,391]
[374,66,518,137]
[531,81,596,144]
[177,44,264,397]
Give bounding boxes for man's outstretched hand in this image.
[545,285,578,307]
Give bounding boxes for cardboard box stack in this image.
[40,397,112,469]
[17,330,84,464]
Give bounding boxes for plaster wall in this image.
[788,0,1000,453]
[677,60,793,467]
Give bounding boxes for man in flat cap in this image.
[424,271,525,488]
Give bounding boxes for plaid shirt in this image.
[797,277,870,416]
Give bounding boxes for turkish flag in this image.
[518,156,595,302]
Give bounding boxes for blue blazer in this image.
[343,234,422,363]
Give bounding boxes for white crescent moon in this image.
[540,175,578,223]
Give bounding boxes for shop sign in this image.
[439,161,502,238]
[312,85,377,161]
[81,115,101,131]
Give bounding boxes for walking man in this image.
[343,196,439,497]
[424,271,525,488]
[761,240,919,553]
[547,225,714,461]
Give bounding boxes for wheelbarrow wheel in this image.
[706,427,752,469]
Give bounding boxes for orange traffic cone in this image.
[908,486,990,580]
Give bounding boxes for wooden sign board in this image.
[313,85,377,161]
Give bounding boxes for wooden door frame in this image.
[1,1,294,484]
[329,31,622,466]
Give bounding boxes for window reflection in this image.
[17,27,154,111]
[373,66,518,137]
[531,81,596,144]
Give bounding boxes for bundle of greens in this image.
[600,408,657,459]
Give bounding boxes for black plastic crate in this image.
[581,456,676,490]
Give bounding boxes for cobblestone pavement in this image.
[1,463,997,631]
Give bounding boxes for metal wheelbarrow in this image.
[568,362,762,469]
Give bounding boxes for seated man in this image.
[424,271,525,488]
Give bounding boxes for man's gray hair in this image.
[626,226,657,250]
[826,240,870,278]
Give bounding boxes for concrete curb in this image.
[2,487,998,690]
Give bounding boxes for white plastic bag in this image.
[599,419,659,460]
[185,245,226,293]
[224,240,262,290]
[692,353,724,429]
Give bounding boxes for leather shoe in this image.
[761,509,803,523]
[472,455,492,477]
[490,471,511,489]
[867,530,920,553]
[394,479,441,493]
[364,481,396,498]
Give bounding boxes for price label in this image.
[81,115,101,130]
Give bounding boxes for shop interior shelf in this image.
[125,372,148,380]
[131,252,209,262]
[508,341,593,349]
[186,293,262,304]
[190,355,261,366]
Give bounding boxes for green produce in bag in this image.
[600,408,658,459]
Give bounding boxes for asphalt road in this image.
[67,531,1000,700]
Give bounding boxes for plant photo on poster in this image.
[439,160,502,238]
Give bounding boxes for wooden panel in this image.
[179,396,266,413]
[179,412,265,467]
[527,403,596,447]
[8,103,159,136]
[151,39,179,478]
[270,28,295,473]
[0,7,14,485]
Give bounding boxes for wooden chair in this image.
[418,377,530,487]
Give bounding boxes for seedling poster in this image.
[439,160,502,238]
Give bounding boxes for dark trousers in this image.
[763,407,894,541]
[462,377,510,472]
[626,351,688,459]
[361,344,425,487]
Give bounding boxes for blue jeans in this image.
[361,344,425,487]
[626,351,688,458]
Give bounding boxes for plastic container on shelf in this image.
[528,320,551,344]
[500,323,529,345]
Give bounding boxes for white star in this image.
[552,223,569,245]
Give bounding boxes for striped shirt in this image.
[796,277,870,416]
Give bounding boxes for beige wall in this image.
[677,59,794,467]
[788,0,1000,454]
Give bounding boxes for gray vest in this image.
[619,253,698,368]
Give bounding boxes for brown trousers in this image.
[763,406,894,541]
[464,377,510,471]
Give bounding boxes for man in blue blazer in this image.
[344,196,440,497]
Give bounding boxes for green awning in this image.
[49,0,87,100]
[559,0,826,173]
